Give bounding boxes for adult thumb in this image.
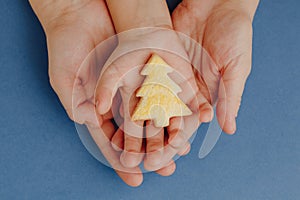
[216,55,251,134]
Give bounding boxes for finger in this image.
[70,60,102,127]
[95,51,147,116]
[120,120,144,168]
[217,57,251,134]
[50,72,93,124]
[177,142,191,156]
[192,91,214,123]
[115,170,143,187]
[95,64,123,115]
[167,117,186,149]
[103,109,113,121]
[111,125,124,152]
[143,121,164,169]
[47,29,97,122]
[155,160,176,177]
[72,100,100,127]
[101,119,116,141]
[52,42,103,125]
[86,122,143,187]
[145,117,185,172]
[152,113,200,171]
[119,80,146,168]
[120,94,144,168]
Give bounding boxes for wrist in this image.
[29,0,90,31]
[106,0,172,32]
[122,16,173,31]
[117,27,176,44]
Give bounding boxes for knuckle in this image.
[125,136,142,148]
[147,139,163,151]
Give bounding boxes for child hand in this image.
[95,27,213,171]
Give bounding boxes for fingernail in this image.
[199,105,213,122]
[96,99,106,115]
[227,115,237,134]
[200,110,212,123]
[120,151,142,168]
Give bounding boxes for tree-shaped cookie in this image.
[132,54,192,127]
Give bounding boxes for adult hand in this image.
[172,0,259,134]
[29,0,141,187]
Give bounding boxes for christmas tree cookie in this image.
[132,54,192,127]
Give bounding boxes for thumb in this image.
[50,71,99,126]
[47,30,97,124]
[95,63,123,115]
[49,69,75,121]
[95,50,149,115]
[217,55,251,134]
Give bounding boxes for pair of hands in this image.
[30,0,258,186]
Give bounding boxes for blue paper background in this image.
[0,0,299,199]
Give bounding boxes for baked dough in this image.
[132,54,192,127]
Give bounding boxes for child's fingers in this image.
[167,117,186,149]
[95,50,148,116]
[120,121,144,168]
[163,114,199,168]
[111,125,124,152]
[119,86,145,168]
[120,102,144,168]
[102,109,114,121]
[143,121,164,169]
[86,121,143,187]
[101,119,116,141]
[143,117,184,172]
[148,113,200,171]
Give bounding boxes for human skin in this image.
[172,0,260,134]
[29,0,259,187]
[95,0,213,171]
[29,0,184,187]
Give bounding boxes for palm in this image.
[47,0,115,124]
[173,1,253,133]
[173,1,252,101]
[96,28,203,171]
[48,0,114,65]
